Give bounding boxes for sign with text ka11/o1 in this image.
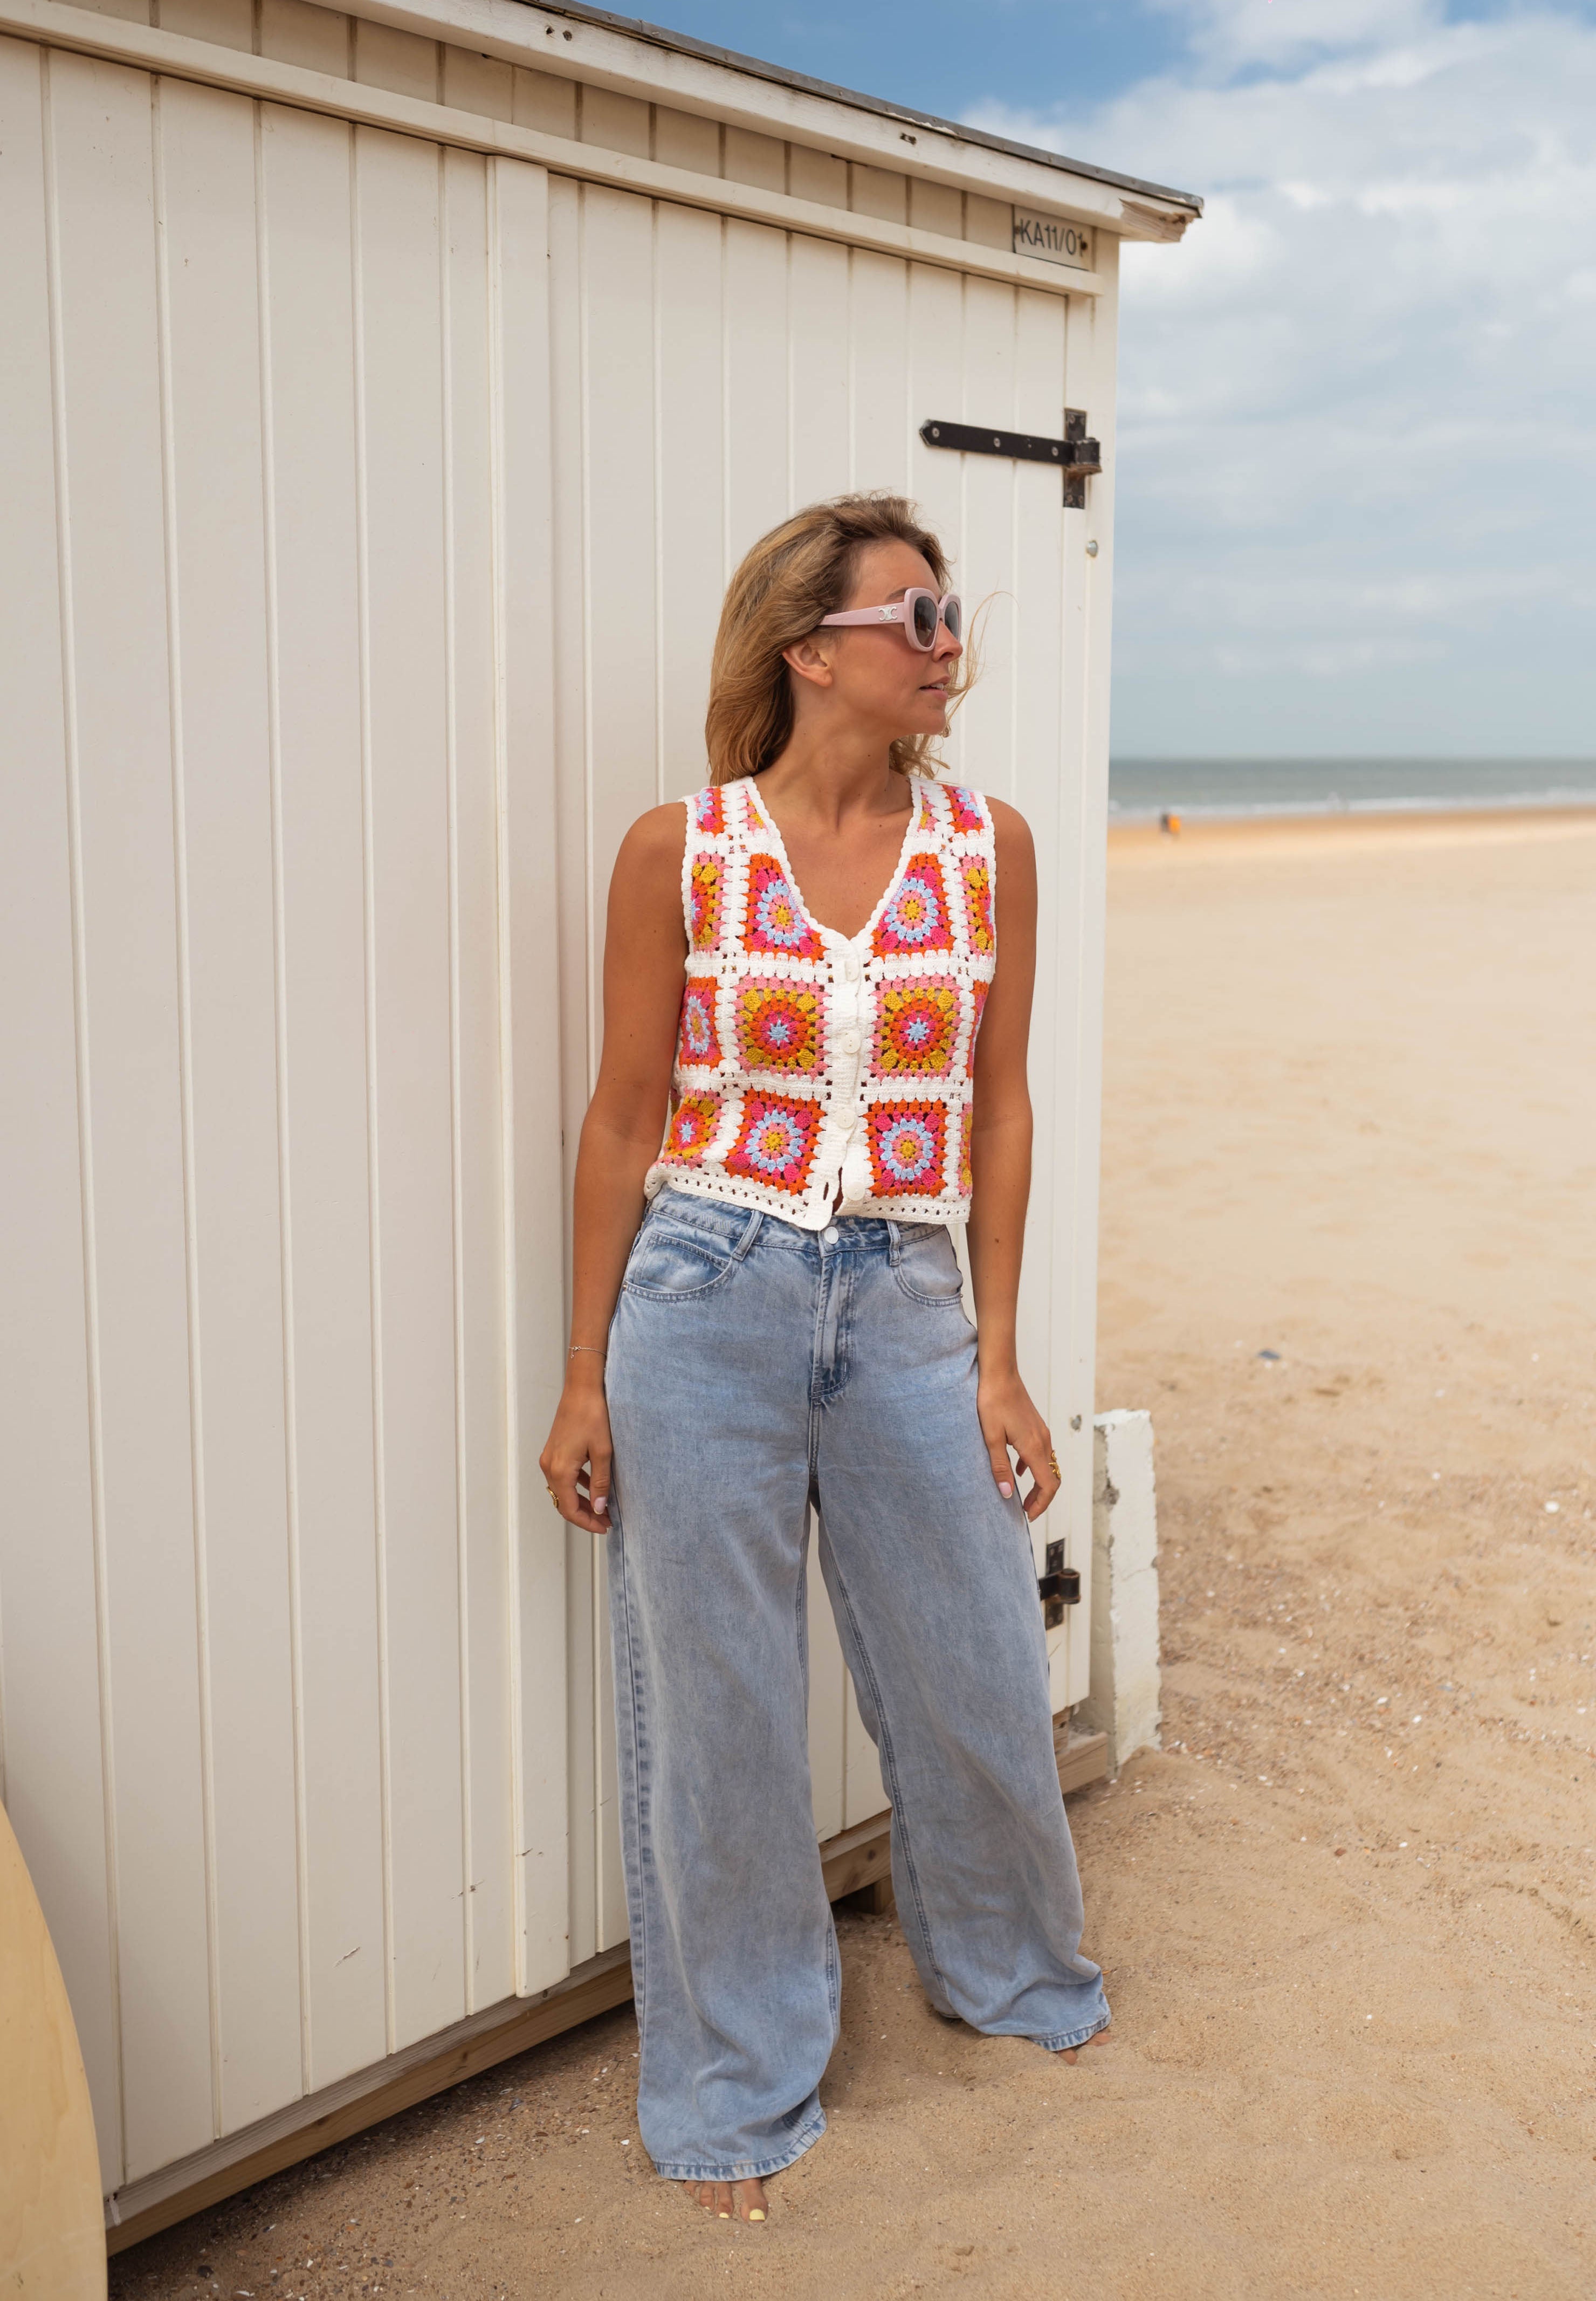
[1012,209,1092,269]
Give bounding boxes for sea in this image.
[1107,757,1596,825]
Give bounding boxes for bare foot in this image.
[1053,2027,1110,2063]
[684,2175,767,2224]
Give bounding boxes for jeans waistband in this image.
[647,1185,940,1259]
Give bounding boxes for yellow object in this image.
[0,1803,106,2297]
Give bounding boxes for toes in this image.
[684,2175,767,2223]
[1054,2027,1109,2060]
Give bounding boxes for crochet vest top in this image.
[643,771,997,1231]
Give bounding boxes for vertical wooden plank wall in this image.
[491,154,567,2003]
[0,30,122,2192]
[1060,236,1120,1705]
[0,38,559,2185]
[259,94,387,2098]
[156,70,302,2136]
[47,49,216,2185]
[545,171,598,1975]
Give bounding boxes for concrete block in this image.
[1076,1410,1160,1774]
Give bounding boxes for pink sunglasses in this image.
[819,589,964,651]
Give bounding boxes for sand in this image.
[112,808,1596,2301]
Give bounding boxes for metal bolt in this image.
[1084,540,1099,558]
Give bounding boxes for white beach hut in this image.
[0,0,1198,2248]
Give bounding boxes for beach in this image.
[111,808,1596,2300]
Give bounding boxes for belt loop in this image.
[885,1217,903,1263]
[732,1206,765,1261]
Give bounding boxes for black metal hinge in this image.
[1038,1538,1081,1629]
[919,411,1102,508]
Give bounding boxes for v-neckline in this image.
[744,774,926,951]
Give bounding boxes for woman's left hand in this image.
[977,1369,1061,1521]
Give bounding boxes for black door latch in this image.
[1038,1538,1081,1628]
[919,412,1102,507]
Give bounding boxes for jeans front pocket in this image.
[891,1222,969,1308]
[623,1219,740,1302]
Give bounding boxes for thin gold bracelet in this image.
[567,1343,606,1358]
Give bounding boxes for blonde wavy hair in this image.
[704,493,975,786]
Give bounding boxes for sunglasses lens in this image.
[942,596,962,642]
[911,593,938,648]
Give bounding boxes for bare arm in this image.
[538,801,687,1531]
[966,798,1060,1521]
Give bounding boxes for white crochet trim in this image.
[644,772,998,1231]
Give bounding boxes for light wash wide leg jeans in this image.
[603,1185,1109,2183]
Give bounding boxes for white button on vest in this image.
[841,1029,861,1055]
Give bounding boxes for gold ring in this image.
[545,1483,561,1506]
[1048,1450,1060,1477]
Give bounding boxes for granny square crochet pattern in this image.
[692,785,725,835]
[946,785,986,835]
[689,855,722,951]
[964,979,989,1079]
[871,854,954,958]
[872,979,959,1076]
[960,856,994,958]
[659,1091,721,1167]
[744,855,827,960]
[644,772,998,1230]
[737,979,823,1074]
[677,979,721,1070]
[866,1100,947,1198]
[726,1093,823,1196]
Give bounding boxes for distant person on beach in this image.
[539,494,1110,2227]
[1160,809,1182,836]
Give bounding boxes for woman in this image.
[539,493,1109,2227]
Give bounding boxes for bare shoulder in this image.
[985,794,1036,878]
[606,800,691,955]
[617,798,691,869]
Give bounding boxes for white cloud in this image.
[1158,0,1440,73]
[969,3,1596,751]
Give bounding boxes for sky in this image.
[616,1,1596,758]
